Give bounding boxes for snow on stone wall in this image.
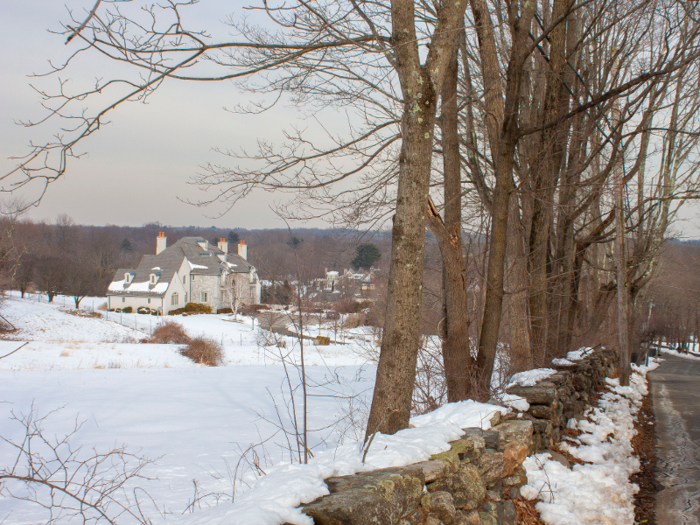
[290,348,618,525]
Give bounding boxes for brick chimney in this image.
[156,232,167,254]
[238,240,247,260]
[218,237,228,254]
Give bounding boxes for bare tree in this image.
[1,406,157,525]
[224,275,250,321]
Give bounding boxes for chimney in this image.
[218,237,228,254]
[156,231,167,254]
[238,240,247,260]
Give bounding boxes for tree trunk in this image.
[474,0,536,396]
[503,194,532,371]
[428,198,473,401]
[436,46,474,401]
[365,0,467,438]
[526,0,571,364]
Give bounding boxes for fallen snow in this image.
[0,341,195,370]
[0,294,509,525]
[1,296,140,343]
[497,393,530,412]
[658,347,700,360]
[521,361,660,525]
[565,346,595,361]
[508,368,557,387]
[551,358,575,366]
[164,401,508,525]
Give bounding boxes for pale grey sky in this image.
[0,0,334,229]
[2,1,699,237]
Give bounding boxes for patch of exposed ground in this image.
[631,387,659,524]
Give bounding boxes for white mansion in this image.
[107,233,261,314]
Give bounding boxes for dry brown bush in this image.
[181,336,223,366]
[97,302,108,311]
[146,321,191,344]
[67,309,102,319]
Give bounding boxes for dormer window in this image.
[125,273,133,284]
[150,273,160,284]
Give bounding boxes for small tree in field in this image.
[224,276,249,321]
[351,244,381,271]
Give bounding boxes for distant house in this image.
[107,233,261,314]
[311,268,378,302]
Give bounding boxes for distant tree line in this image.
[0,210,390,309]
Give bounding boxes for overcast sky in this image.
[0,1,325,229]
[2,2,700,237]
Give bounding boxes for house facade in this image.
[107,233,261,314]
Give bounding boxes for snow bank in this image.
[166,401,509,525]
[521,361,660,525]
[658,347,700,360]
[508,368,557,387]
[551,346,597,366]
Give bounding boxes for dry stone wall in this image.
[506,348,618,451]
[288,348,618,525]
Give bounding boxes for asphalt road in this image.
[650,354,700,525]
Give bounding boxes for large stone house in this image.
[107,233,261,314]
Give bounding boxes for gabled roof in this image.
[107,237,255,296]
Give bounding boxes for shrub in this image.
[181,336,223,366]
[217,307,232,314]
[240,304,266,316]
[146,321,191,344]
[122,306,133,313]
[170,302,212,315]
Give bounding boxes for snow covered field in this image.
[0,295,376,524]
[0,294,655,525]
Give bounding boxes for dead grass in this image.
[181,336,223,367]
[66,309,102,319]
[508,495,546,525]
[97,302,108,311]
[144,321,191,344]
[59,350,70,357]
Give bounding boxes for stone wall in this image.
[506,347,618,451]
[289,348,618,525]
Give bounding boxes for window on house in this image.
[148,298,151,304]
[150,274,158,284]
[184,292,188,303]
[125,273,132,283]
[171,293,179,306]
[183,275,187,284]
[201,292,208,303]
[191,275,196,281]
[122,297,125,303]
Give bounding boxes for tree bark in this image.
[474,1,536,396]
[365,0,468,437]
[436,46,474,401]
[428,197,474,401]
